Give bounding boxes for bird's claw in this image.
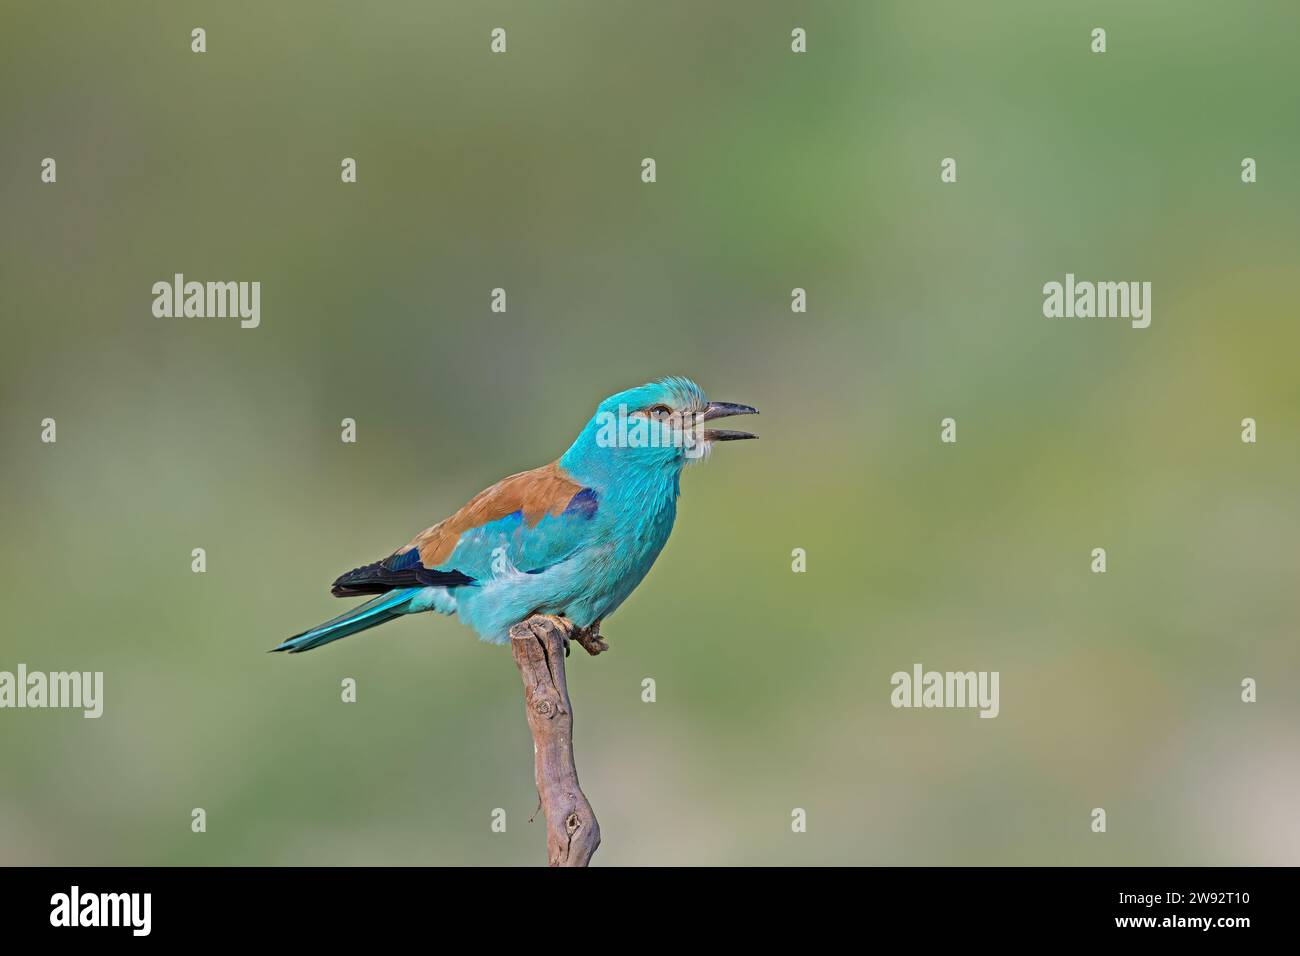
[529,615,608,657]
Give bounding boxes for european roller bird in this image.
[274,377,757,654]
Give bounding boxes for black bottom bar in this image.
[0,866,1281,941]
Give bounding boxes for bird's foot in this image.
[529,614,578,657]
[529,615,608,657]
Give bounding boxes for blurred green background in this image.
[1,1,1297,865]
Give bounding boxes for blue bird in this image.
[274,377,757,654]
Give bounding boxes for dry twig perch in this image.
[509,614,603,866]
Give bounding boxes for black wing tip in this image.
[329,558,475,597]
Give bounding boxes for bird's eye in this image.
[647,404,673,419]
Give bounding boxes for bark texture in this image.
[510,615,601,866]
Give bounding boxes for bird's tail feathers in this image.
[272,588,418,654]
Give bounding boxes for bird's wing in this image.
[330,461,600,596]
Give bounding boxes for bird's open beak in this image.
[700,401,759,441]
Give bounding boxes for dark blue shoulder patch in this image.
[563,487,599,519]
[384,549,424,571]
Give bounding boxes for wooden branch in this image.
[510,615,601,866]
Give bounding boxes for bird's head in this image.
[560,376,758,480]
